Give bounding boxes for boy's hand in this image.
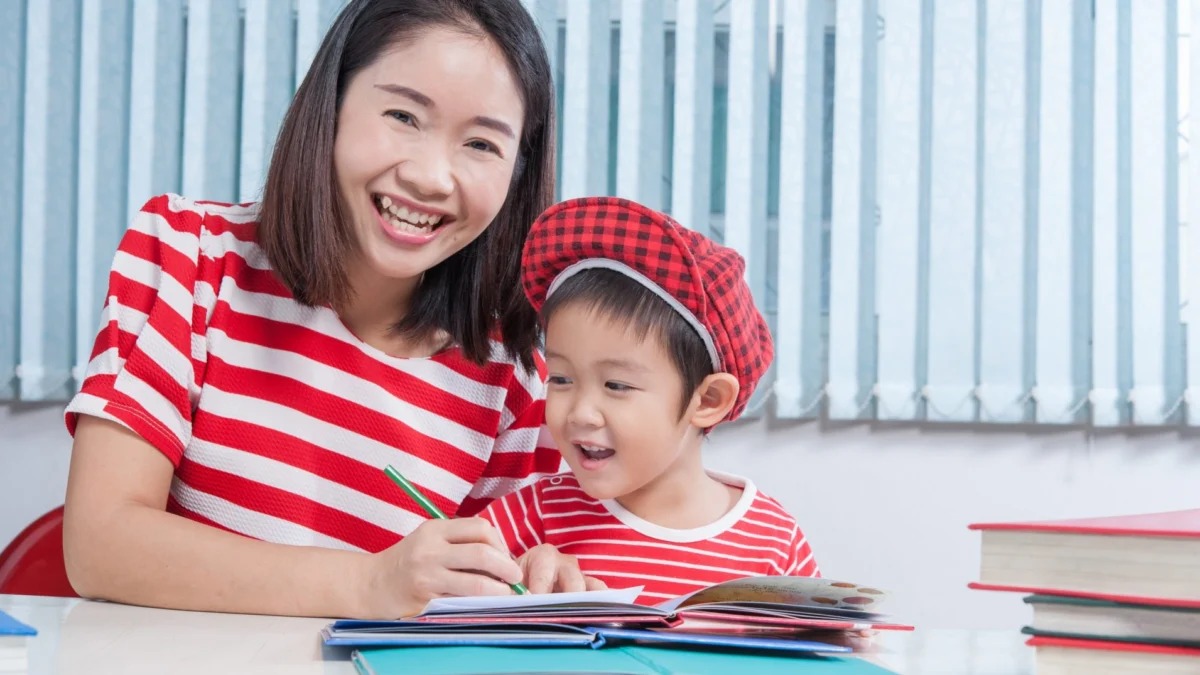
[517,543,608,594]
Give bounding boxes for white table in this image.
[1,595,1034,674]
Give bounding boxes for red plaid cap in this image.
[522,197,773,423]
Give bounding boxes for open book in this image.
[322,576,912,650]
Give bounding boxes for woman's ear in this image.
[688,373,740,429]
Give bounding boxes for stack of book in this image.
[323,576,913,673]
[970,508,1200,674]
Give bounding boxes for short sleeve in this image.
[64,195,211,466]
[479,480,545,557]
[457,352,563,516]
[785,525,821,578]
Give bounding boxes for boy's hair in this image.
[259,0,555,371]
[540,269,714,416]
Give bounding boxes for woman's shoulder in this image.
[135,193,261,243]
[131,193,274,270]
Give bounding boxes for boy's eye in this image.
[605,382,633,392]
[548,375,571,386]
[386,110,416,126]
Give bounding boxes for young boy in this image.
[482,197,819,604]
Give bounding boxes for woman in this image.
[62,0,585,619]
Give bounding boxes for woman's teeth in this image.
[376,195,443,233]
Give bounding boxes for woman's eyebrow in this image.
[374,83,515,139]
[375,84,434,107]
[472,116,516,140]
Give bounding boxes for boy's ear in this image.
[688,373,740,428]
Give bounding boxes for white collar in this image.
[598,470,757,543]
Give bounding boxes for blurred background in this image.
[2,0,1198,631]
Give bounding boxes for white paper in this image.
[418,586,643,615]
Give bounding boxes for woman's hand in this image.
[357,518,524,619]
[516,543,608,594]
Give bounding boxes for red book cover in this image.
[969,508,1200,608]
[968,508,1200,538]
[1027,635,1200,658]
[968,582,1200,609]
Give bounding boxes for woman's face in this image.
[334,26,525,284]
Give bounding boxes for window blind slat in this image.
[827,0,878,420]
[723,0,771,311]
[182,0,240,202]
[239,0,296,203]
[76,0,134,386]
[19,0,81,401]
[127,0,185,220]
[0,0,26,400]
[924,0,980,422]
[616,0,665,209]
[669,0,714,238]
[1090,0,1128,426]
[1128,0,1180,425]
[1033,0,1086,423]
[295,0,343,91]
[774,0,826,419]
[875,0,927,421]
[561,0,611,200]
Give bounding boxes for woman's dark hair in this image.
[259,0,554,371]
[541,270,715,417]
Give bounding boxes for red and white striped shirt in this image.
[481,472,819,604]
[65,194,560,552]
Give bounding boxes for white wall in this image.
[3,402,1198,630]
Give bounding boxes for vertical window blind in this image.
[1,0,1194,429]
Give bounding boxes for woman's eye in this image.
[467,139,500,155]
[386,110,415,126]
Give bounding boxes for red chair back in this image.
[0,506,77,597]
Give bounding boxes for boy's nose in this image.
[566,397,603,428]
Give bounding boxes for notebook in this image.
[324,620,851,653]
[0,610,36,675]
[349,645,901,675]
[968,509,1200,607]
[1027,635,1200,675]
[323,576,911,649]
[1021,594,1200,649]
[417,576,910,631]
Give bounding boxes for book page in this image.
[656,577,889,613]
[418,586,644,615]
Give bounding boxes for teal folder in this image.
[350,645,899,675]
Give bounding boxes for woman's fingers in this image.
[436,517,509,553]
[436,570,518,599]
[440,542,523,586]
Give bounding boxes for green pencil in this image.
[384,464,528,595]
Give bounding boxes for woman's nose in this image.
[396,145,454,199]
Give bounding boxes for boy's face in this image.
[543,303,700,501]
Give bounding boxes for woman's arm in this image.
[64,416,524,619]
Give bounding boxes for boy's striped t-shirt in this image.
[481,472,819,604]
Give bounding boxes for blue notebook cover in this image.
[350,645,899,675]
[0,610,36,637]
[323,620,849,655]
